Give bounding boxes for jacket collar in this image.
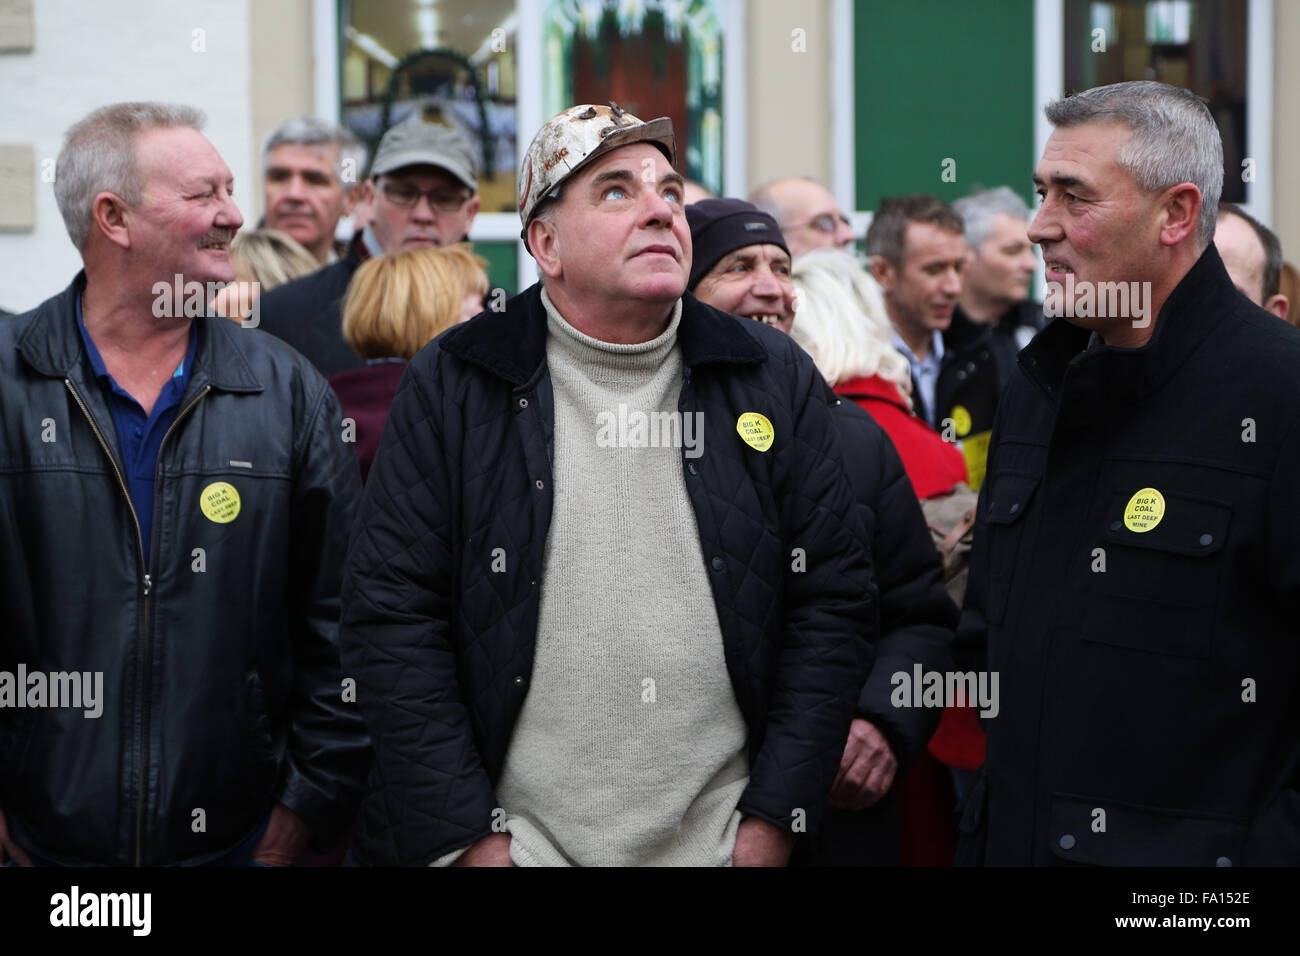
[438,284,768,386]
[17,272,263,393]
[945,305,994,354]
[1021,243,1237,424]
[834,374,912,412]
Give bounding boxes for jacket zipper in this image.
[65,379,210,865]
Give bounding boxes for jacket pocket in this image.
[1048,792,1245,866]
[982,471,1039,625]
[1084,489,1231,658]
[243,671,278,778]
[953,764,989,866]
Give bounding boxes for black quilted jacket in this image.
[339,286,877,865]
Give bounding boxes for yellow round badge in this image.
[200,481,241,524]
[950,405,972,438]
[736,412,775,453]
[1123,487,1165,533]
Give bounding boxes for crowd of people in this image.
[1,79,1298,868]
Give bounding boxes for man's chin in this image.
[403,237,440,249]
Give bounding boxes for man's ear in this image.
[341,184,360,218]
[463,194,481,230]
[1157,182,1202,247]
[91,191,132,251]
[1265,293,1290,322]
[869,254,896,292]
[529,218,563,279]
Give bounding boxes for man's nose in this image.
[639,188,677,228]
[946,265,967,295]
[411,194,437,221]
[1027,202,1059,245]
[751,267,782,298]
[834,216,855,247]
[219,189,244,230]
[284,175,308,200]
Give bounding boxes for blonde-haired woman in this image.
[791,248,965,499]
[330,244,488,481]
[210,228,320,322]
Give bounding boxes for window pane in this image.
[1063,0,1247,201]
[543,0,725,193]
[342,0,520,213]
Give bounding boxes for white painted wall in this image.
[0,0,253,312]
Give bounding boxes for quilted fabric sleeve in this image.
[853,422,957,773]
[339,353,498,865]
[736,346,877,836]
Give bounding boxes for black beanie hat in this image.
[686,198,790,291]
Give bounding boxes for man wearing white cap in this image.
[340,103,876,866]
[257,118,481,376]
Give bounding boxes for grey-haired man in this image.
[958,81,1300,866]
[262,116,367,266]
[257,118,480,376]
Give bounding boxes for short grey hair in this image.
[1045,80,1223,247]
[55,102,205,251]
[263,116,367,189]
[953,186,1031,250]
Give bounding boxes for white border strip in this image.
[1033,0,1063,180]
[722,0,747,198]
[830,0,855,214]
[312,0,340,123]
[509,0,546,287]
[1244,0,1273,224]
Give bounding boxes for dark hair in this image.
[865,194,964,266]
[1218,203,1283,300]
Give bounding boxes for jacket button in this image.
[710,556,724,571]
[535,479,544,490]
[1199,533,1213,546]
[1216,856,1232,867]
[1059,834,1075,850]
[513,675,525,687]
[687,462,698,475]
[1009,503,1019,515]
[1110,520,1121,531]
[518,398,529,409]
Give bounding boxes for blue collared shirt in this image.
[892,328,945,426]
[76,295,197,567]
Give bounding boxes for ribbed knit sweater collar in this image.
[540,286,682,386]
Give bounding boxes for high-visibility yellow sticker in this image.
[200,481,241,524]
[1123,487,1164,533]
[736,412,775,453]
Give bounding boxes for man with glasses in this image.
[257,118,480,375]
[750,178,855,259]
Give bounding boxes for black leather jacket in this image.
[0,273,370,865]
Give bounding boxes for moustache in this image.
[199,230,234,248]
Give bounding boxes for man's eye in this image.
[604,187,628,200]
[1064,193,1079,203]
[664,189,682,204]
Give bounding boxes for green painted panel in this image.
[854,0,1036,208]
[474,240,519,295]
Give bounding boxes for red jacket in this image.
[834,376,966,498]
